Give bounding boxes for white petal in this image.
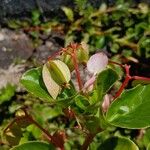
[87,52,108,74]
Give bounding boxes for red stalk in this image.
[114,64,150,99]
[48,49,64,60]
[71,52,83,91]
[132,76,150,81]
[4,108,64,150]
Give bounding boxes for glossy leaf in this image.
[10,141,55,150]
[96,68,118,102]
[42,64,61,99]
[20,68,53,101]
[98,136,139,150]
[106,84,150,129]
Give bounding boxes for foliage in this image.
[63,0,150,60]
[1,0,150,149]
[1,43,150,150]
[0,84,16,105]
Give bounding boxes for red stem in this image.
[4,108,64,150]
[114,65,131,99]
[132,76,150,81]
[108,60,124,69]
[114,75,131,99]
[22,109,64,149]
[48,48,64,60]
[114,64,150,99]
[81,133,95,150]
[71,52,83,91]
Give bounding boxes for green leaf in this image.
[0,84,16,104]
[10,141,55,150]
[85,116,101,133]
[75,95,90,110]
[32,10,41,25]
[96,68,118,102]
[147,143,150,150]
[106,84,150,129]
[62,7,74,22]
[20,68,53,101]
[98,136,139,150]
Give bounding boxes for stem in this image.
[22,109,64,149]
[114,65,131,99]
[114,75,131,99]
[108,60,124,69]
[132,76,150,81]
[4,117,28,133]
[48,49,64,60]
[71,52,83,91]
[81,128,102,150]
[113,64,150,100]
[27,115,53,142]
[81,133,96,150]
[4,108,64,150]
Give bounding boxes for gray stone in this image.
[0,29,34,69]
[32,36,62,63]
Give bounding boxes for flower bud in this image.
[47,60,71,85]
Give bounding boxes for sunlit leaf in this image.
[42,64,61,99]
[106,85,150,129]
[20,68,53,101]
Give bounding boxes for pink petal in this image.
[83,75,96,91]
[87,52,108,75]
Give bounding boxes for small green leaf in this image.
[20,68,53,101]
[98,136,139,150]
[0,84,16,104]
[106,84,150,129]
[10,141,55,150]
[62,7,74,22]
[96,68,118,102]
[32,10,41,25]
[75,95,90,110]
[147,143,150,150]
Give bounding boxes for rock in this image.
[0,29,34,69]
[0,0,74,23]
[32,36,62,63]
[0,64,25,89]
